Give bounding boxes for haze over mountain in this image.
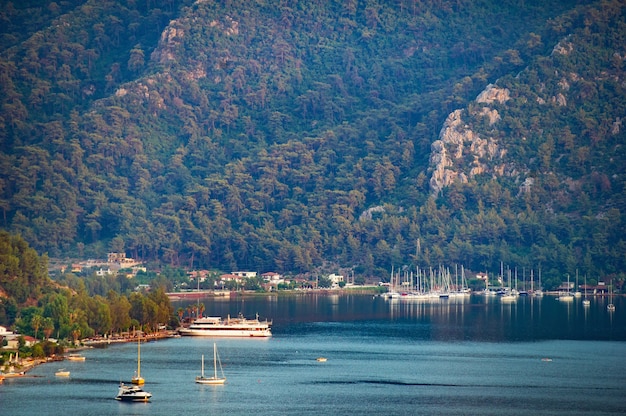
[1,0,624,287]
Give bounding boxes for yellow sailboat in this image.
[131,336,144,385]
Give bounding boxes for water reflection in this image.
[173,293,625,342]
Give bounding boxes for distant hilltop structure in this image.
[107,252,142,267]
[62,252,144,276]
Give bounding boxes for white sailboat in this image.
[131,336,144,385]
[196,343,226,385]
[574,270,582,298]
[558,274,574,302]
[582,275,590,307]
[533,268,543,297]
[607,280,616,312]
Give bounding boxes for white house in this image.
[328,273,344,289]
[231,271,257,278]
[262,272,284,285]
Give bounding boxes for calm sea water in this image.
[2,294,625,415]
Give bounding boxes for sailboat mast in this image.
[213,343,218,379]
[137,337,140,378]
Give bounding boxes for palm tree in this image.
[43,317,55,340]
[31,314,43,340]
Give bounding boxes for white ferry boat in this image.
[179,314,272,337]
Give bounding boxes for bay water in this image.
[1,294,625,415]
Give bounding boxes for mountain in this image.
[0,0,624,286]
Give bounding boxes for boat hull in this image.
[195,377,226,385]
[131,376,145,385]
[116,395,152,402]
[180,328,271,337]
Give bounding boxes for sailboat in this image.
[607,280,616,312]
[533,268,543,297]
[582,275,590,307]
[558,274,574,302]
[500,268,517,302]
[574,270,582,298]
[196,343,226,385]
[131,336,144,385]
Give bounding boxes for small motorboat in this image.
[55,369,70,377]
[115,383,152,402]
[316,357,327,362]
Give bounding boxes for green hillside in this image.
[1,0,624,286]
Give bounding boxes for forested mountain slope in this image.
[1,0,624,286]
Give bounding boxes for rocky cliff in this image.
[429,84,509,194]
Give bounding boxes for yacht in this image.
[115,383,152,402]
[179,313,272,337]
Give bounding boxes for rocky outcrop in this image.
[428,84,509,194]
[151,23,185,64]
[359,206,385,221]
[475,84,510,104]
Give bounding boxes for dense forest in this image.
[0,0,625,289]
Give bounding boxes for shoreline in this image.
[1,330,178,381]
[167,287,384,300]
[80,329,178,346]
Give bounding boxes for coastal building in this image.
[262,272,283,284]
[328,273,344,289]
[231,271,257,279]
[220,273,246,287]
[0,325,14,348]
[188,270,210,282]
[96,267,113,276]
[261,272,285,291]
[2,334,36,349]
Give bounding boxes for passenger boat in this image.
[115,383,152,402]
[179,313,272,337]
